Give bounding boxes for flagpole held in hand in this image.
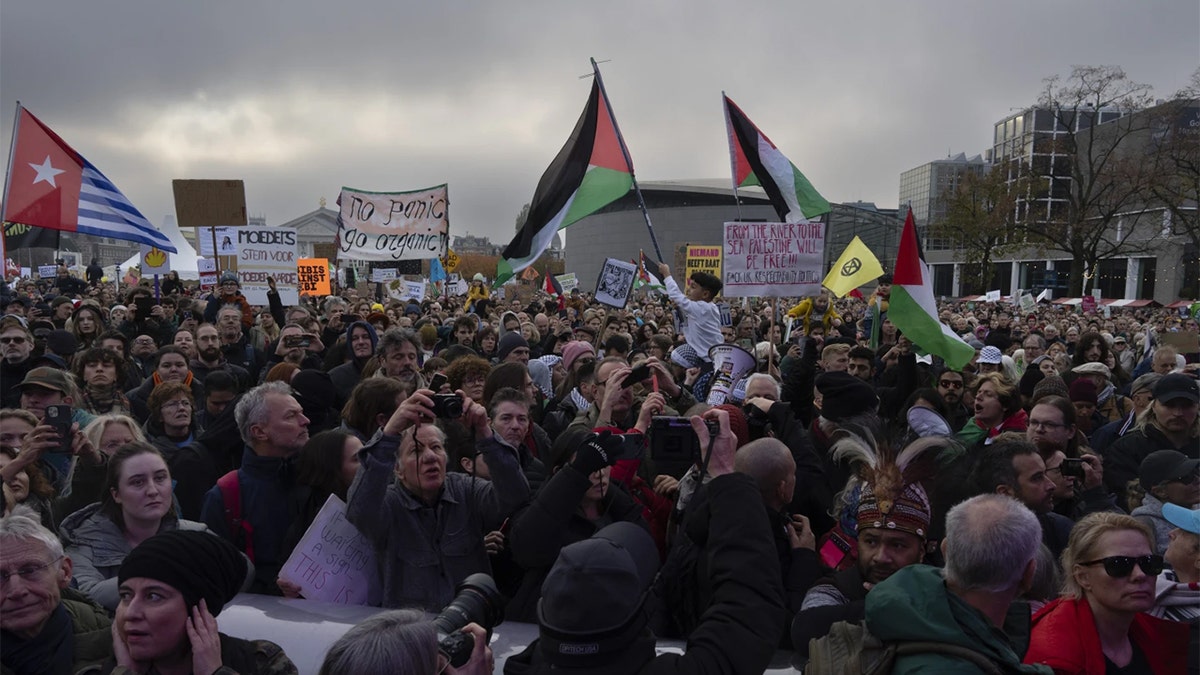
[590,58,664,263]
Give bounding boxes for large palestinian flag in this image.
[496,81,633,285]
[724,95,830,224]
[889,209,975,370]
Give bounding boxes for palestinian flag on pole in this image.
[723,94,830,223]
[496,80,633,285]
[634,250,665,291]
[544,272,566,311]
[889,209,975,370]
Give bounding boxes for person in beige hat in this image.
[1070,361,1131,424]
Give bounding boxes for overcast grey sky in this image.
[2,1,1197,246]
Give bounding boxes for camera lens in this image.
[435,574,504,667]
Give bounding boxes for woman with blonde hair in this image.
[1025,511,1187,674]
[83,414,147,458]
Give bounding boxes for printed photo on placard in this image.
[594,258,637,309]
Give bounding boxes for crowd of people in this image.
[0,263,1197,674]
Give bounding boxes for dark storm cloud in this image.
[2,0,1196,244]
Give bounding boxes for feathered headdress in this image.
[832,433,950,539]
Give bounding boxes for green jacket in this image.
[864,565,1050,675]
[1,588,113,675]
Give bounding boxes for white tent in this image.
[118,215,204,280]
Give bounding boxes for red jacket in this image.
[1024,596,1187,674]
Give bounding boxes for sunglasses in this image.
[1077,554,1163,578]
[0,336,27,344]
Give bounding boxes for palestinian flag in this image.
[724,95,830,223]
[496,80,633,284]
[634,250,665,291]
[544,273,566,311]
[889,209,975,370]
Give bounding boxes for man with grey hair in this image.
[376,327,425,390]
[200,381,309,593]
[0,507,112,673]
[862,494,1048,673]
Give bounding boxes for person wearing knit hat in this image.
[114,530,295,673]
[497,332,530,365]
[561,341,596,373]
[815,371,879,423]
[1068,378,1105,436]
[1031,374,1070,405]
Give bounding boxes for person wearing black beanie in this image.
[112,530,295,674]
[497,332,530,365]
[815,371,879,422]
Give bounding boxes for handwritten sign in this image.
[297,258,331,296]
[279,495,380,606]
[337,184,449,262]
[721,222,824,297]
[556,273,579,293]
[685,245,722,281]
[236,227,298,305]
[37,265,57,279]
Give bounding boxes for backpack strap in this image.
[217,470,255,564]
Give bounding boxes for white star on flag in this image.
[28,155,65,188]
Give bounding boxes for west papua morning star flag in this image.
[495,79,633,285]
[724,94,830,224]
[2,106,176,253]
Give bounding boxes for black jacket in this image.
[1102,424,1199,497]
[503,472,787,675]
[506,465,647,622]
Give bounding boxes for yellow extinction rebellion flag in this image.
[823,236,883,297]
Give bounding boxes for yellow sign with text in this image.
[685,244,722,280]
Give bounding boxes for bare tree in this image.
[931,167,1032,295]
[1143,70,1200,293]
[1019,66,1160,295]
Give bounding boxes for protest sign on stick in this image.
[721,221,824,298]
[297,258,331,296]
[336,185,449,262]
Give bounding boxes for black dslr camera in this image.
[430,393,464,419]
[435,573,505,668]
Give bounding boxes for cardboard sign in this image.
[721,222,824,298]
[172,180,248,228]
[236,227,298,305]
[685,244,722,281]
[297,258,331,296]
[1159,330,1200,355]
[336,184,449,262]
[140,245,171,275]
[279,495,380,606]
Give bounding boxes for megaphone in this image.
[706,343,758,405]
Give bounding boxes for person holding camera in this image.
[258,323,324,384]
[503,407,787,674]
[1027,396,1123,520]
[346,387,530,611]
[506,427,650,622]
[319,609,493,675]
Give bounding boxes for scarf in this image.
[82,383,129,415]
[0,603,74,675]
[152,370,194,388]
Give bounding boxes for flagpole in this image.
[1,102,22,230]
[589,58,664,264]
[721,91,743,222]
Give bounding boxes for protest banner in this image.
[1081,295,1097,314]
[140,245,171,276]
[717,302,733,327]
[445,249,461,273]
[336,184,449,262]
[685,245,722,281]
[37,265,56,278]
[386,279,426,302]
[1019,293,1036,314]
[297,258,331,296]
[279,495,380,606]
[236,227,298,305]
[721,222,824,298]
